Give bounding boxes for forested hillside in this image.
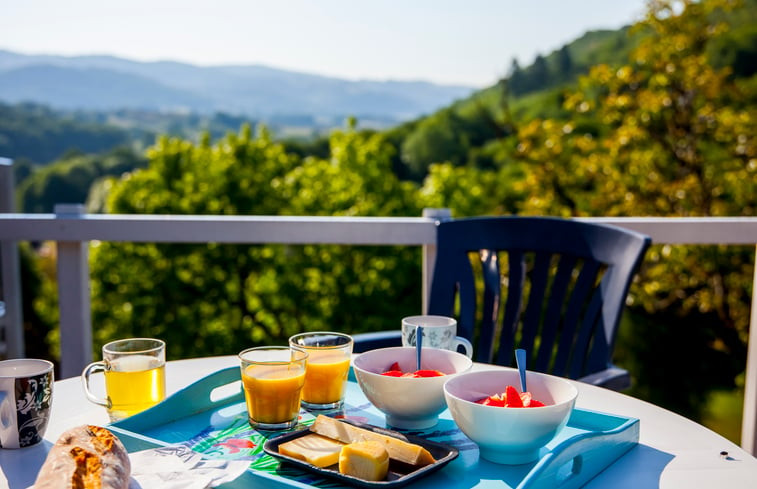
[16,147,148,213]
[10,0,757,444]
[2,105,266,212]
[0,103,135,166]
[383,0,756,181]
[0,103,264,166]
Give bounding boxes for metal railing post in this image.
[421,208,451,314]
[55,204,92,378]
[741,244,757,455]
[0,158,24,358]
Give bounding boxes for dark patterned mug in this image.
[0,358,54,448]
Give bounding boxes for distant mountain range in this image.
[0,50,475,123]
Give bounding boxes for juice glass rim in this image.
[103,338,165,355]
[239,345,309,365]
[288,331,353,350]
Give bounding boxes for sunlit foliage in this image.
[511,0,756,417]
[87,121,422,359]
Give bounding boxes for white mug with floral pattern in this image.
[0,358,54,448]
[401,315,473,358]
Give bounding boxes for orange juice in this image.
[302,350,351,405]
[242,363,306,424]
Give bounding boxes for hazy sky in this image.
[1,0,648,87]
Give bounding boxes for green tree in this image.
[85,123,422,360]
[0,102,132,164]
[506,58,527,96]
[528,55,550,89]
[400,109,470,176]
[513,0,756,419]
[555,46,574,80]
[17,147,146,213]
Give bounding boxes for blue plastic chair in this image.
[355,216,651,391]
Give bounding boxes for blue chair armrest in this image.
[577,365,630,391]
[352,331,402,353]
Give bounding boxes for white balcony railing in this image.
[1,162,757,455]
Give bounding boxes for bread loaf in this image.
[32,425,131,489]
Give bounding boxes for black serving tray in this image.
[263,419,459,488]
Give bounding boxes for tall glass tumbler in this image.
[239,346,308,430]
[289,332,353,410]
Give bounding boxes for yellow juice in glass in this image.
[301,350,351,405]
[104,354,166,419]
[242,363,306,424]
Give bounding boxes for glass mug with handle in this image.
[401,315,473,358]
[82,338,166,422]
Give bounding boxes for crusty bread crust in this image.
[33,425,131,489]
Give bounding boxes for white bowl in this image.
[353,347,473,429]
[444,369,578,464]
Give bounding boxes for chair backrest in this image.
[427,216,651,380]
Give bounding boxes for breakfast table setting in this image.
[1,320,756,489]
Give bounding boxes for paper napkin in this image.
[128,444,249,489]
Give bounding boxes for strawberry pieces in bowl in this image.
[444,369,577,464]
[380,362,445,378]
[353,347,473,429]
[475,385,546,407]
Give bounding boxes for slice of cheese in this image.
[339,441,389,481]
[278,433,345,468]
[310,415,435,466]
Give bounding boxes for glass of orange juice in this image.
[239,346,308,430]
[289,332,353,410]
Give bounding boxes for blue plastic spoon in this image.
[516,348,527,392]
[416,325,423,371]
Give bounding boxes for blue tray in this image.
[109,366,639,489]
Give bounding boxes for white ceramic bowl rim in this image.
[353,346,473,376]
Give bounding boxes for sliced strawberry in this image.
[380,370,403,377]
[380,365,445,378]
[505,385,524,407]
[413,369,445,377]
[475,387,546,407]
[489,398,507,407]
[477,395,506,407]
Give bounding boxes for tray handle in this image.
[520,418,639,489]
[112,366,244,430]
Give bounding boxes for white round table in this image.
[1,356,755,488]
